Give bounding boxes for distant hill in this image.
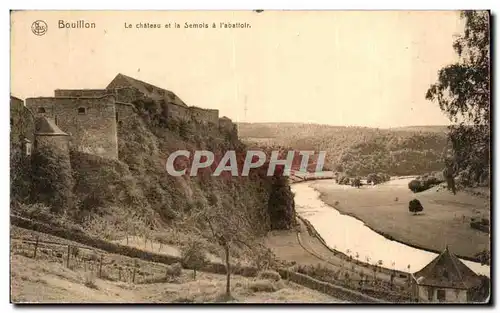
[389,125,450,133]
[238,123,450,177]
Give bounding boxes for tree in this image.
[181,238,208,279]
[426,11,490,187]
[252,245,277,271]
[196,197,257,299]
[367,173,378,185]
[409,199,424,215]
[351,177,361,188]
[408,179,422,193]
[10,144,32,206]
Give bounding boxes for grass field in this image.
[10,227,345,303]
[312,179,490,260]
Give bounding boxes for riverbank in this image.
[264,218,413,302]
[310,179,490,264]
[291,181,490,277]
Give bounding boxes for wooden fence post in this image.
[99,255,103,278]
[132,259,137,283]
[33,237,39,258]
[66,245,71,268]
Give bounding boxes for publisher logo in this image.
[31,20,48,36]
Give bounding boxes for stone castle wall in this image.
[10,96,35,145]
[26,95,118,159]
[55,88,145,104]
[190,106,219,125]
[35,134,70,154]
[116,102,137,125]
[21,79,236,160]
[55,88,221,126]
[166,102,190,121]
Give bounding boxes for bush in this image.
[408,180,423,192]
[233,266,259,277]
[248,279,279,292]
[253,247,276,271]
[31,146,74,213]
[409,175,444,193]
[181,239,208,279]
[257,270,281,282]
[367,173,391,185]
[409,199,424,215]
[351,177,362,188]
[16,203,53,223]
[165,262,182,281]
[171,262,182,275]
[71,151,146,214]
[336,175,351,185]
[474,250,490,265]
[84,272,98,289]
[470,218,489,234]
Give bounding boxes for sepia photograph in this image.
[9,10,491,304]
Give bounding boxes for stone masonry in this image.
[25,95,118,159]
[22,73,234,160]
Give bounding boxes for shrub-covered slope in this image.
[16,99,296,244]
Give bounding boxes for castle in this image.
[13,73,235,160]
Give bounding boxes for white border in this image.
[3,1,499,312]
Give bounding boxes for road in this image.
[265,218,408,288]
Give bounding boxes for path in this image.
[265,218,407,286]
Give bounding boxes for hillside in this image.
[12,98,296,262]
[10,228,344,303]
[238,123,449,177]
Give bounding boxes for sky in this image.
[10,11,464,128]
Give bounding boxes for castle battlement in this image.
[20,74,235,160]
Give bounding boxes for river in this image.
[292,181,490,277]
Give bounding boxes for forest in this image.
[239,123,449,177]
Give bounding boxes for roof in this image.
[10,95,23,102]
[413,246,481,289]
[34,117,69,136]
[108,73,187,107]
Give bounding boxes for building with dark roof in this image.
[411,246,482,303]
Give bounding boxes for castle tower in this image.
[32,117,73,213]
[34,117,70,152]
[26,95,118,159]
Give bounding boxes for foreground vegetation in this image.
[426,11,490,189]
[10,242,342,303]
